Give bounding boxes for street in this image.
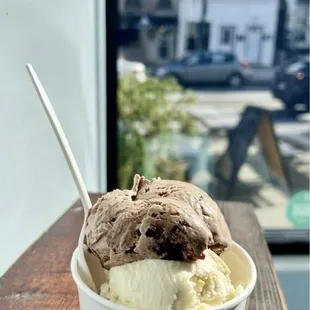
[188,84,281,108]
[180,85,310,229]
[185,85,286,136]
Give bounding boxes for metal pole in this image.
[199,0,207,49]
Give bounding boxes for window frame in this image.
[106,0,118,191]
[107,1,310,254]
[220,26,235,45]
[266,229,309,255]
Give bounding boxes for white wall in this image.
[178,0,279,66]
[209,0,279,66]
[287,0,310,44]
[177,0,202,58]
[0,0,106,276]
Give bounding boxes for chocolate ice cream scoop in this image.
[85,175,232,269]
[134,175,232,255]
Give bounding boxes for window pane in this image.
[116,0,310,237]
[200,54,212,64]
[211,53,226,63]
[187,53,201,65]
[158,0,172,10]
[126,0,141,9]
[225,53,235,62]
[221,26,234,44]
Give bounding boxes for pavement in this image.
[189,89,282,109]
[248,66,276,83]
[178,86,309,229]
[185,86,283,134]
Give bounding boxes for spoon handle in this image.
[25,64,92,211]
[26,64,96,291]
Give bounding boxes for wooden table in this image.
[0,194,287,310]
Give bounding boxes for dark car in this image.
[273,57,309,116]
[152,51,252,88]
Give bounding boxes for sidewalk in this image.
[248,66,276,83]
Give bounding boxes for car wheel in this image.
[227,73,244,88]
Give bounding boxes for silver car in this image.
[154,51,251,87]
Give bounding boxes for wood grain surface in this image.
[0,194,287,310]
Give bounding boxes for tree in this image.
[117,75,196,188]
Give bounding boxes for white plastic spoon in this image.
[26,64,96,291]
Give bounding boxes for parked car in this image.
[152,51,252,87]
[272,57,309,116]
[117,57,147,82]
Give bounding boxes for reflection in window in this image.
[187,22,199,52]
[159,37,168,59]
[209,53,235,64]
[187,37,196,51]
[200,53,212,64]
[211,53,225,64]
[157,0,172,10]
[186,54,200,65]
[220,26,234,45]
[126,0,141,9]
[115,0,310,236]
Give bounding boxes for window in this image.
[186,36,196,51]
[158,37,169,59]
[157,0,172,10]
[210,53,236,64]
[200,53,212,64]
[220,26,235,45]
[187,22,200,51]
[224,53,236,62]
[211,53,226,64]
[112,0,310,259]
[126,0,141,9]
[209,53,236,64]
[199,22,210,49]
[185,53,201,65]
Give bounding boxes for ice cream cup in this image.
[71,241,257,310]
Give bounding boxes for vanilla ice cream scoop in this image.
[100,249,242,310]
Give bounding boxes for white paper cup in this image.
[71,241,257,310]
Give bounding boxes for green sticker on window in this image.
[286,191,310,228]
